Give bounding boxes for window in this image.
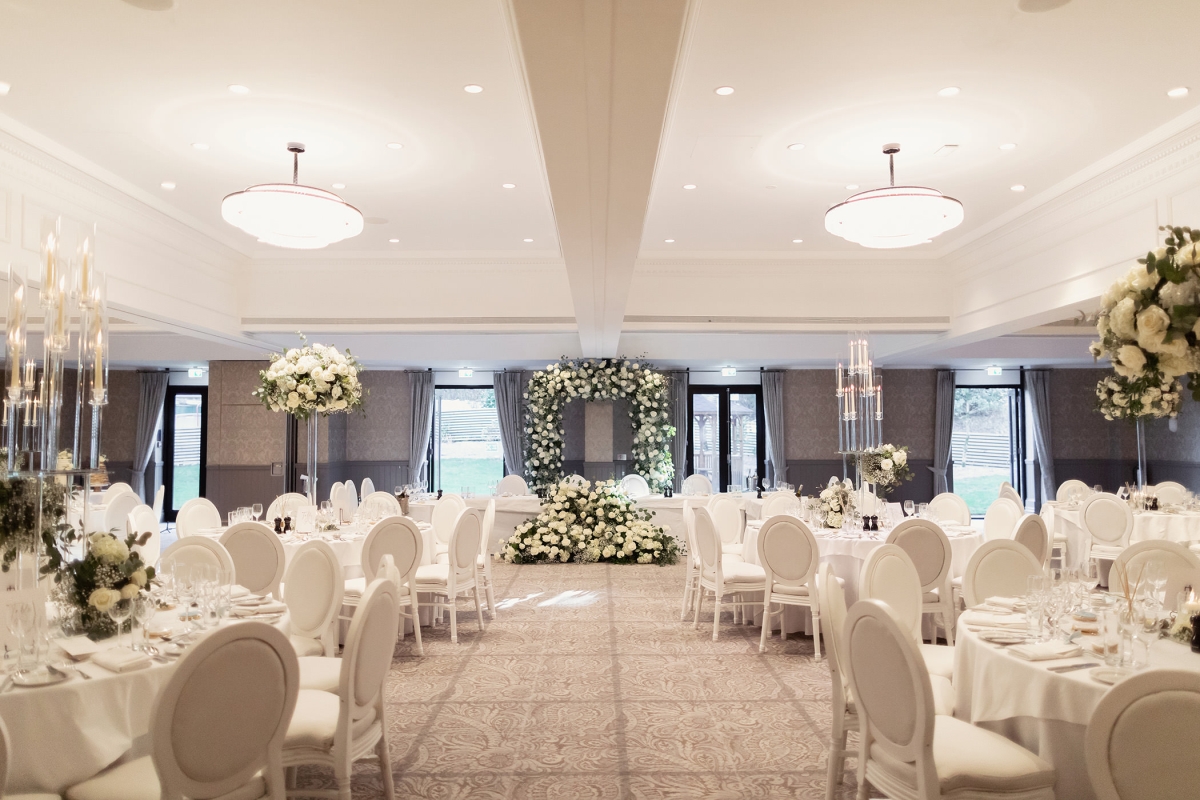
[431,387,504,493]
[686,386,765,492]
[951,386,1024,515]
[163,386,207,521]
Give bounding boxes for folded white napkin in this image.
[230,585,251,599]
[234,594,272,606]
[961,610,1027,629]
[1007,641,1083,662]
[231,600,287,617]
[92,648,152,673]
[57,635,103,660]
[985,596,1025,611]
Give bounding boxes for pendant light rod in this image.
[287,142,306,185]
[883,143,900,188]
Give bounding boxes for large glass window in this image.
[163,386,207,521]
[687,386,765,491]
[431,387,504,493]
[952,387,1022,515]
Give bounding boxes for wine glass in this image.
[108,597,132,650]
[132,593,156,651]
[903,500,914,517]
[1144,560,1168,607]
[6,601,34,671]
[252,503,263,522]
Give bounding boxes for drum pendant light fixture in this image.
[824,143,963,249]
[221,143,364,249]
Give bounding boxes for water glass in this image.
[132,593,156,651]
[6,601,35,671]
[252,503,263,521]
[903,500,914,517]
[917,503,929,519]
[1102,608,1122,666]
[108,598,132,649]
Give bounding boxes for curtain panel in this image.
[1026,369,1056,504]
[761,370,786,488]
[408,371,434,487]
[131,371,169,500]
[670,370,689,492]
[931,370,954,495]
[493,371,527,477]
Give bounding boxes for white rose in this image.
[1114,344,1147,377]
[287,392,300,409]
[89,588,118,612]
[893,450,907,466]
[1135,304,1171,352]
[120,583,140,600]
[1177,240,1200,267]
[1110,297,1137,340]
[880,458,893,471]
[1129,263,1158,293]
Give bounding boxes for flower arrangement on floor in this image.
[817,479,856,529]
[252,333,364,419]
[1090,225,1200,420]
[57,531,155,639]
[502,478,679,565]
[524,358,675,494]
[858,444,912,495]
[0,475,74,578]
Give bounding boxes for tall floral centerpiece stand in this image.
[835,333,884,509]
[1091,225,1200,487]
[253,335,364,505]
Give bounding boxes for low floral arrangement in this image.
[57,531,155,639]
[858,444,912,495]
[524,358,675,494]
[502,478,679,565]
[0,476,74,578]
[1090,225,1200,420]
[253,333,364,420]
[817,479,856,529]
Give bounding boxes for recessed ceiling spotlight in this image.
[502,183,516,189]
[937,86,960,97]
[1168,86,1190,98]
[845,184,859,190]
[1011,184,1026,192]
[388,238,400,243]
[0,82,10,96]
[787,142,805,151]
[332,183,346,189]
[999,142,1017,151]
[683,184,696,190]
[191,142,209,150]
[227,84,250,94]
[664,239,675,243]
[161,181,176,190]
[387,142,404,150]
[463,84,483,93]
[523,238,534,242]
[714,86,735,96]
[792,239,803,243]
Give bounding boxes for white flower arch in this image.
[524,358,676,493]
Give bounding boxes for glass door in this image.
[163,386,207,522]
[950,385,1024,515]
[687,386,765,491]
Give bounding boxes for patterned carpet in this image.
[295,561,858,799]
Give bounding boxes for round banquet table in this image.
[1041,502,1200,570]
[0,610,289,795]
[739,519,983,636]
[954,621,1200,800]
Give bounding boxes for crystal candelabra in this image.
[836,333,883,496]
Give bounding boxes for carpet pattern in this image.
[294,561,858,799]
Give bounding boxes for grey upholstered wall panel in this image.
[1049,368,1136,460]
[584,400,614,463]
[881,369,936,460]
[783,370,838,460]
[562,398,585,461]
[345,370,412,462]
[101,369,140,464]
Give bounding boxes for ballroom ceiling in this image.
[0,0,1197,369]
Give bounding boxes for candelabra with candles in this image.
[836,333,883,498]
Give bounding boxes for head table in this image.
[1041,501,1200,570]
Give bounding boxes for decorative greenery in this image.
[0,476,75,579]
[816,479,856,529]
[1091,225,1200,419]
[502,478,679,566]
[57,531,155,640]
[253,333,364,421]
[524,357,675,494]
[858,444,912,496]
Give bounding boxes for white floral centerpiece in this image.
[1090,225,1200,420]
[57,531,155,639]
[252,334,364,420]
[502,478,679,565]
[858,444,912,495]
[524,358,675,494]
[817,479,856,529]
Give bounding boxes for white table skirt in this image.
[1042,502,1200,569]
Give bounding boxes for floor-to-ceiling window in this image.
[163,386,207,521]
[431,387,504,493]
[951,384,1024,515]
[686,386,765,492]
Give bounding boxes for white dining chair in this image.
[1057,478,1092,502]
[619,473,651,498]
[1151,480,1188,505]
[477,498,498,618]
[102,491,140,536]
[707,495,745,555]
[127,504,161,567]
[361,491,402,517]
[858,544,954,680]
[175,497,221,538]
[151,484,164,521]
[1085,669,1200,800]
[159,536,235,583]
[359,477,375,498]
[343,479,357,506]
[961,539,1043,608]
[983,497,1022,541]
[431,492,466,554]
[1082,491,1135,563]
[496,474,529,495]
[679,499,704,621]
[414,508,485,644]
[282,579,397,800]
[999,481,1024,509]
[341,515,425,657]
[1111,540,1200,611]
[691,506,766,641]
[100,482,134,505]
[760,491,800,518]
[926,492,970,526]
[682,473,712,496]
[886,519,956,646]
[1012,513,1050,567]
[756,515,822,655]
[66,621,299,800]
[284,540,344,658]
[0,714,62,800]
[841,599,1056,800]
[267,492,311,522]
[220,522,286,599]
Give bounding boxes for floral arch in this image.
[524,358,676,494]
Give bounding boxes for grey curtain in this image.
[1026,369,1056,504]
[761,370,786,488]
[931,370,955,495]
[408,371,434,488]
[493,371,526,477]
[670,370,689,491]
[131,371,169,500]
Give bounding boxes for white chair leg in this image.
[693,586,704,629]
[759,598,771,653]
[484,569,497,619]
[378,733,396,800]
[449,593,458,644]
[943,603,955,646]
[826,708,847,800]
[473,583,486,632]
[681,569,695,620]
[712,593,721,641]
[410,598,425,656]
[812,609,822,659]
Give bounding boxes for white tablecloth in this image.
[1042,502,1200,569]
[954,622,1200,800]
[0,610,289,794]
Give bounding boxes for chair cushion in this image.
[870,715,1055,794]
[919,643,955,680]
[718,558,766,585]
[771,583,810,596]
[343,577,366,597]
[1091,546,1123,560]
[721,543,743,555]
[930,674,956,717]
[290,635,325,658]
[285,689,341,749]
[414,563,450,584]
[298,656,342,693]
[66,756,266,800]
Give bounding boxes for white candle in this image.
[836,363,843,394]
[92,329,104,401]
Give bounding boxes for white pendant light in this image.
[824,144,963,249]
[221,143,363,249]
